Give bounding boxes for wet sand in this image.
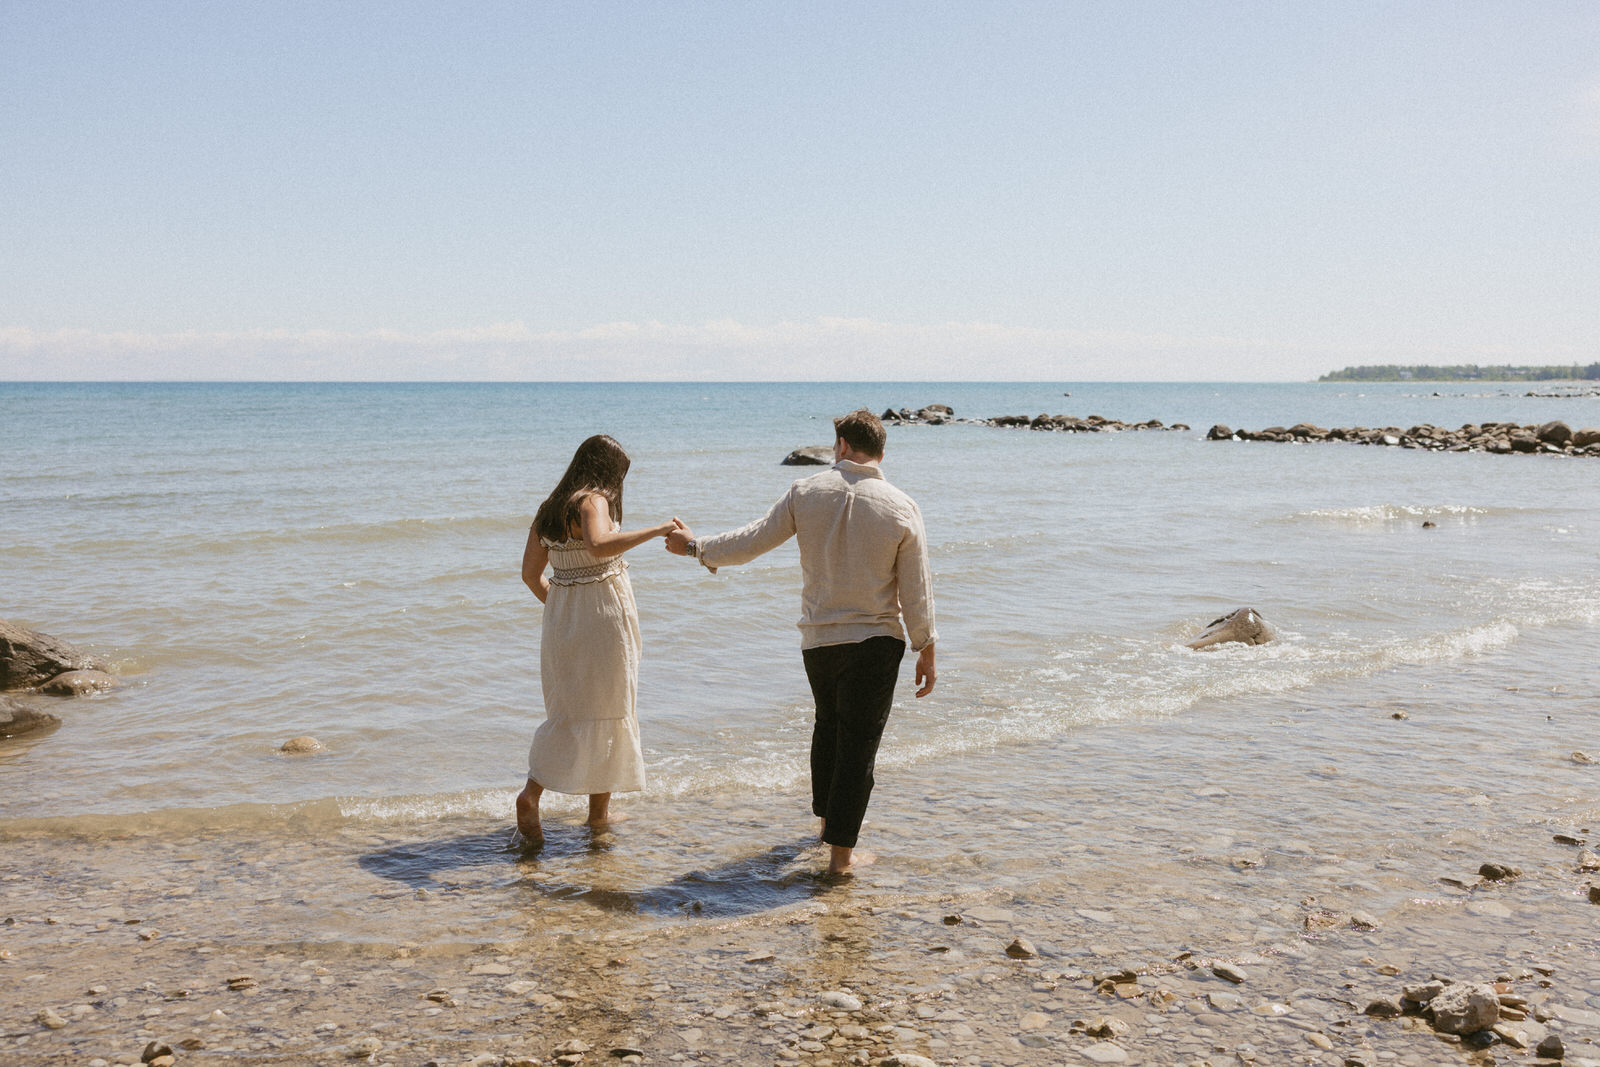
[6,633,1600,1066]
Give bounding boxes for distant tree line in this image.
[1320,363,1600,382]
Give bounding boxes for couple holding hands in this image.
[515,409,937,875]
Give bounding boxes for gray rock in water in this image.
[1185,607,1276,650]
[781,446,834,466]
[0,694,62,738]
[38,669,118,696]
[280,736,324,755]
[0,618,108,691]
[1429,982,1499,1034]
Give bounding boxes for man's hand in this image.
[914,644,937,697]
[665,519,694,556]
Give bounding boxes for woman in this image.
[515,434,679,847]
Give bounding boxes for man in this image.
[666,409,937,875]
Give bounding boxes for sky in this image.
[2,1,1598,381]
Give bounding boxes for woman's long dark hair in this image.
[532,435,630,542]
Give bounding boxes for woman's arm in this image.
[521,527,550,603]
[578,493,677,559]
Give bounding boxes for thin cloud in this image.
[7,318,1566,382]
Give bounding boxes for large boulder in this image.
[781,446,834,466]
[1536,420,1573,445]
[1186,608,1276,650]
[1573,427,1600,448]
[0,619,107,691]
[0,694,62,739]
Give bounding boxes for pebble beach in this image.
[6,623,1600,1066]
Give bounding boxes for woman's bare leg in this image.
[586,792,613,829]
[515,779,544,844]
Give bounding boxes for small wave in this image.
[1286,504,1500,524]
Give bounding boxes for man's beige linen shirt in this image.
[698,460,937,652]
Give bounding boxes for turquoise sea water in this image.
[4,380,1598,829]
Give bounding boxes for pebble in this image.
[279,735,323,754]
[1212,963,1247,984]
[1080,1043,1129,1063]
[1018,1011,1050,1030]
[1006,938,1038,959]
[818,991,862,1012]
[36,1008,68,1029]
[347,1036,382,1056]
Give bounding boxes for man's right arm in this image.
[666,491,798,569]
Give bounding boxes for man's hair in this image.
[833,408,886,459]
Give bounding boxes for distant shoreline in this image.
[1320,363,1600,383]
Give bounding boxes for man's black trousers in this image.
[802,635,906,849]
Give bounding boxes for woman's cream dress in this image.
[525,536,646,794]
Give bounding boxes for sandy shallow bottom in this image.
[5,628,1600,1067]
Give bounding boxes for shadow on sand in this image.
[357,829,835,918]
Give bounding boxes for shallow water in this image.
[5,381,1599,828]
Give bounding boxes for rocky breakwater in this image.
[883,405,1190,433]
[0,618,117,739]
[1207,419,1600,457]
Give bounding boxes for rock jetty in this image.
[883,405,1189,433]
[1207,419,1600,457]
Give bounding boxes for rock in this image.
[1429,982,1499,1034]
[818,990,863,1011]
[1536,420,1573,445]
[1,620,109,691]
[347,1036,383,1057]
[1212,962,1247,984]
[141,1042,174,1064]
[1572,751,1597,764]
[1365,997,1402,1018]
[877,1055,938,1067]
[38,669,118,696]
[1573,428,1600,448]
[1401,980,1446,1009]
[1349,911,1381,930]
[552,1039,592,1054]
[1206,991,1245,1011]
[1206,424,1235,440]
[1588,885,1600,905]
[1478,862,1522,881]
[1080,1045,1128,1063]
[36,1008,68,1029]
[782,446,835,466]
[0,695,61,738]
[1005,937,1038,959]
[1536,1033,1565,1058]
[1084,1016,1129,1038]
[1186,607,1275,650]
[279,736,323,754]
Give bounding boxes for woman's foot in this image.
[515,781,544,846]
[585,792,622,831]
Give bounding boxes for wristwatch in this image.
[686,538,700,559]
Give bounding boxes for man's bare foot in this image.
[827,845,876,876]
[515,781,543,846]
